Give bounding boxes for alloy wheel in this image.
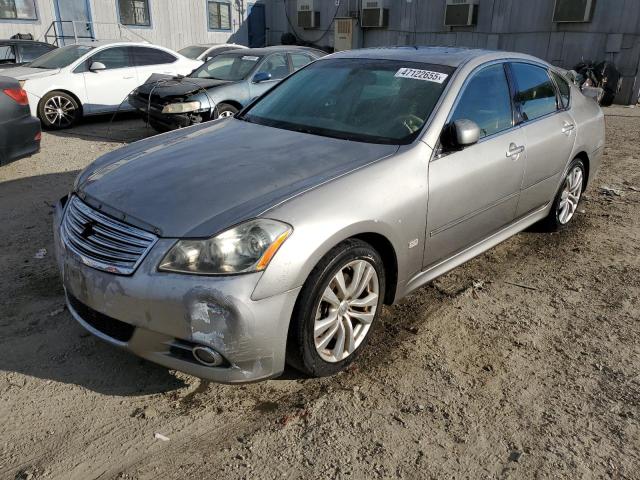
[314,259,379,363]
[218,110,234,118]
[43,96,76,128]
[558,165,583,224]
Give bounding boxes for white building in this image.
[0,0,268,50]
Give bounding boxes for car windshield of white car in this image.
[190,54,262,81]
[178,45,209,59]
[241,58,454,145]
[30,44,94,69]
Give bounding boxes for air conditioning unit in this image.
[552,0,595,23]
[444,0,479,27]
[334,17,361,52]
[297,0,320,29]
[361,0,389,28]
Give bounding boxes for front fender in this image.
[251,143,432,302]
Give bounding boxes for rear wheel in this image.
[537,158,585,231]
[38,91,81,129]
[287,239,385,377]
[215,102,238,119]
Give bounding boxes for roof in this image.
[73,39,148,47]
[221,45,324,56]
[327,46,533,68]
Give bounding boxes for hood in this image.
[136,74,234,99]
[2,66,60,81]
[76,119,398,238]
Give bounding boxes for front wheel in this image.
[38,91,81,129]
[214,102,238,119]
[286,239,385,377]
[537,158,586,231]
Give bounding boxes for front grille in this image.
[68,294,135,342]
[61,196,157,275]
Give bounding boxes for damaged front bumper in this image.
[53,198,300,383]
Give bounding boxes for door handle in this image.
[506,143,525,159]
[123,75,135,79]
[562,122,575,134]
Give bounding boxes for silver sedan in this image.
[53,47,605,383]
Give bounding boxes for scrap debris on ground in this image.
[0,108,638,479]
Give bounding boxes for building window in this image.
[208,1,231,30]
[118,0,151,27]
[0,0,37,20]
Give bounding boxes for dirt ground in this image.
[1,108,638,480]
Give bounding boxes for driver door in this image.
[424,62,526,267]
[248,53,290,98]
[79,46,139,113]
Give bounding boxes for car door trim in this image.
[429,191,519,237]
[406,202,550,297]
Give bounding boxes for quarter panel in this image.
[252,143,433,302]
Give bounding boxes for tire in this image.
[215,102,238,119]
[38,91,81,130]
[536,158,586,232]
[286,239,386,377]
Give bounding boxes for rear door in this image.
[424,62,526,267]
[131,46,180,84]
[509,62,577,216]
[248,52,291,98]
[79,46,139,113]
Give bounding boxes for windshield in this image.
[190,54,262,81]
[178,45,208,59]
[29,44,94,69]
[242,58,454,144]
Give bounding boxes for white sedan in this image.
[2,41,202,129]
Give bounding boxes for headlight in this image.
[158,219,292,275]
[161,101,201,114]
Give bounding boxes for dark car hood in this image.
[76,119,399,238]
[135,74,235,99]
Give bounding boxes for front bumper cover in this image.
[53,197,300,383]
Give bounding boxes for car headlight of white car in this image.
[158,219,292,274]
[161,101,201,114]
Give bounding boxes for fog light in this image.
[192,345,223,366]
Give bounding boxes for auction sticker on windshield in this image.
[242,56,260,61]
[395,68,448,83]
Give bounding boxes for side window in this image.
[256,53,290,80]
[87,47,131,70]
[551,71,571,109]
[450,63,513,139]
[131,47,177,66]
[291,53,313,71]
[0,45,16,64]
[510,63,558,121]
[18,44,53,63]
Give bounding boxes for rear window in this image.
[0,44,15,64]
[132,47,177,66]
[510,63,558,121]
[18,43,54,62]
[191,54,262,81]
[178,45,208,59]
[551,71,571,108]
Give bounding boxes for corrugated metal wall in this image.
[267,0,640,104]
[0,0,248,50]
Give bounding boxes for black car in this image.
[128,46,325,132]
[0,39,56,68]
[0,76,40,165]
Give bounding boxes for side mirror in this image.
[89,61,106,72]
[252,72,272,83]
[442,119,480,150]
